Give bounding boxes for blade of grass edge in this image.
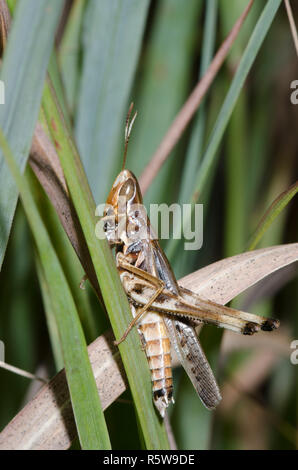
[58,0,87,116]
[75,0,150,203]
[34,254,64,371]
[0,128,111,450]
[37,110,100,343]
[0,0,63,269]
[248,181,298,250]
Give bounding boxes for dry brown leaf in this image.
[180,243,298,304]
[0,332,126,450]
[0,243,297,450]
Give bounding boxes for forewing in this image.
[164,316,222,409]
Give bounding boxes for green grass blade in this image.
[34,255,64,371]
[27,163,99,344]
[42,80,170,450]
[6,0,15,14]
[0,128,111,450]
[248,181,298,251]
[224,93,247,257]
[58,0,87,116]
[75,0,149,202]
[0,0,63,269]
[48,52,70,126]
[37,104,100,343]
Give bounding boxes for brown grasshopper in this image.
[102,104,279,417]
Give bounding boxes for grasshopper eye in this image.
[119,178,135,201]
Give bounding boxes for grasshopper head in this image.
[102,104,146,246]
[102,170,144,246]
[105,169,143,208]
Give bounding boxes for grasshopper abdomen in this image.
[137,310,174,417]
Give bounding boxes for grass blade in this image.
[48,52,70,126]
[0,129,112,450]
[248,181,298,250]
[5,0,15,15]
[0,0,63,269]
[27,164,99,345]
[75,0,149,202]
[58,0,87,116]
[35,254,64,371]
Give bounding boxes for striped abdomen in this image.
[137,310,174,417]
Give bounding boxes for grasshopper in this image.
[102,104,279,417]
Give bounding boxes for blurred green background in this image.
[0,0,297,450]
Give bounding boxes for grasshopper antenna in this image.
[122,102,137,170]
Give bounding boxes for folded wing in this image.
[164,317,222,409]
